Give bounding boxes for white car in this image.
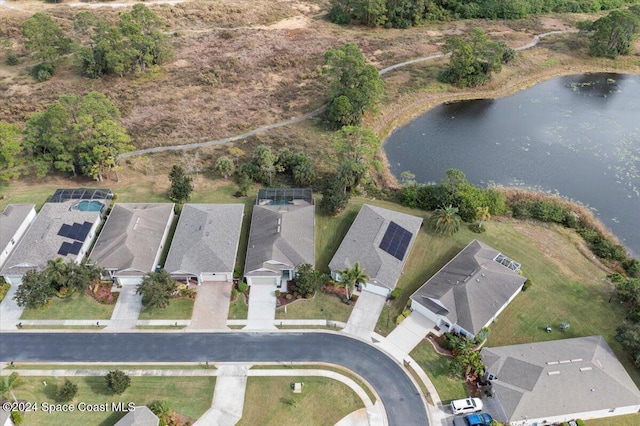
[450,397,483,415]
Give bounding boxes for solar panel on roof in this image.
[379,221,413,261]
[76,221,92,242]
[58,224,72,238]
[68,241,83,255]
[58,242,72,256]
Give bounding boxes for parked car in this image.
[452,412,493,426]
[450,397,483,415]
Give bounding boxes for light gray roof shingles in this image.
[113,406,159,426]
[1,201,103,277]
[0,204,35,253]
[244,199,314,277]
[481,336,640,423]
[90,203,174,275]
[410,240,526,335]
[328,204,423,290]
[164,204,244,276]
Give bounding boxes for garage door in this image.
[117,276,143,286]
[249,277,278,286]
[201,273,228,282]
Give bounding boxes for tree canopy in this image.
[168,165,194,203]
[21,13,72,65]
[136,269,177,309]
[23,92,132,180]
[588,9,640,59]
[75,4,172,77]
[324,43,384,128]
[0,122,24,181]
[440,28,507,88]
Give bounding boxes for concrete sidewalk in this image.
[194,365,250,426]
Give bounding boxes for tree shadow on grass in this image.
[98,412,125,426]
[83,376,110,396]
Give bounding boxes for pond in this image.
[384,73,640,258]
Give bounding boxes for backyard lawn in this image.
[9,375,215,426]
[20,292,116,320]
[137,298,195,320]
[237,376,364,426]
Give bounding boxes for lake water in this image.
[384,73,640,258]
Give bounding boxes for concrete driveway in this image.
[105,286,142,330]
[190,281,232,330]
[382,312,436,361]
[342,290,387,340]
[245,283,277,330]
[0,279,24,330]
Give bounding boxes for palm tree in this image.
[0,372,23,403]
[46,258,69,291]
[429,205,462,235]
[338,262,370,300]
[475,206,491,230]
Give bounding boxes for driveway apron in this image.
[189,281,232,330]
[245,283,277,330]
[0,280,25,330]
[382,312,436,361]
[343,290,387,340]
[106,286,142,330]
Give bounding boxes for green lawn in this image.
[237,376,364,426]
[275,291,352,322]
[20,292,116,320]
[10,375,215,426]
[228,293,248,319]
[410,340,467,402]
[137,298,194,320]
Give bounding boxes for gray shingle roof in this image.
[410,240,526,335]
[1,201,103,277]
[113,406,159,426]
[244,200,314,277]
[329,204,423,290]
[0,204,35,254]
[90,203,174,275]
[481,336,640,423]
[164,204,244,276]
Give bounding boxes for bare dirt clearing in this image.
[0,0,588,152]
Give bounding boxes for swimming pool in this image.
[73,200,105,212]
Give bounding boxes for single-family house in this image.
[90,203,175,286]
[0,204,36,270]
[164,203,244,284]
[244,188,314,291]
[113,406,159,426]
[0,200,105,285]
[481,336,640,425]
[329,204,423,297]
[410,239,526,339]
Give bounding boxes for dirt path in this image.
[119,30,574,159]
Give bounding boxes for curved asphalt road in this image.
[0,332,428,426]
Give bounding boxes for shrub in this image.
[275,290,281,297]
[305,293,313,299]
[11,411,22,425]
[522,279,532,291]
[395,314,406,325]
[350,294,359,303]
[231,288,238,299]
[30,62,56,82]
[56,379,78,402]
[389,288,401,300]
[237,281,248,292]
[105,370,130,395]
[623,258,640,278]
[576,420,586,426]
[469,223,486,233]
[285,294,293,300]
[6,54,19,66]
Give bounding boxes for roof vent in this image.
[580,367,592,372]
[277,225,281,233]
[548,371,560,376]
